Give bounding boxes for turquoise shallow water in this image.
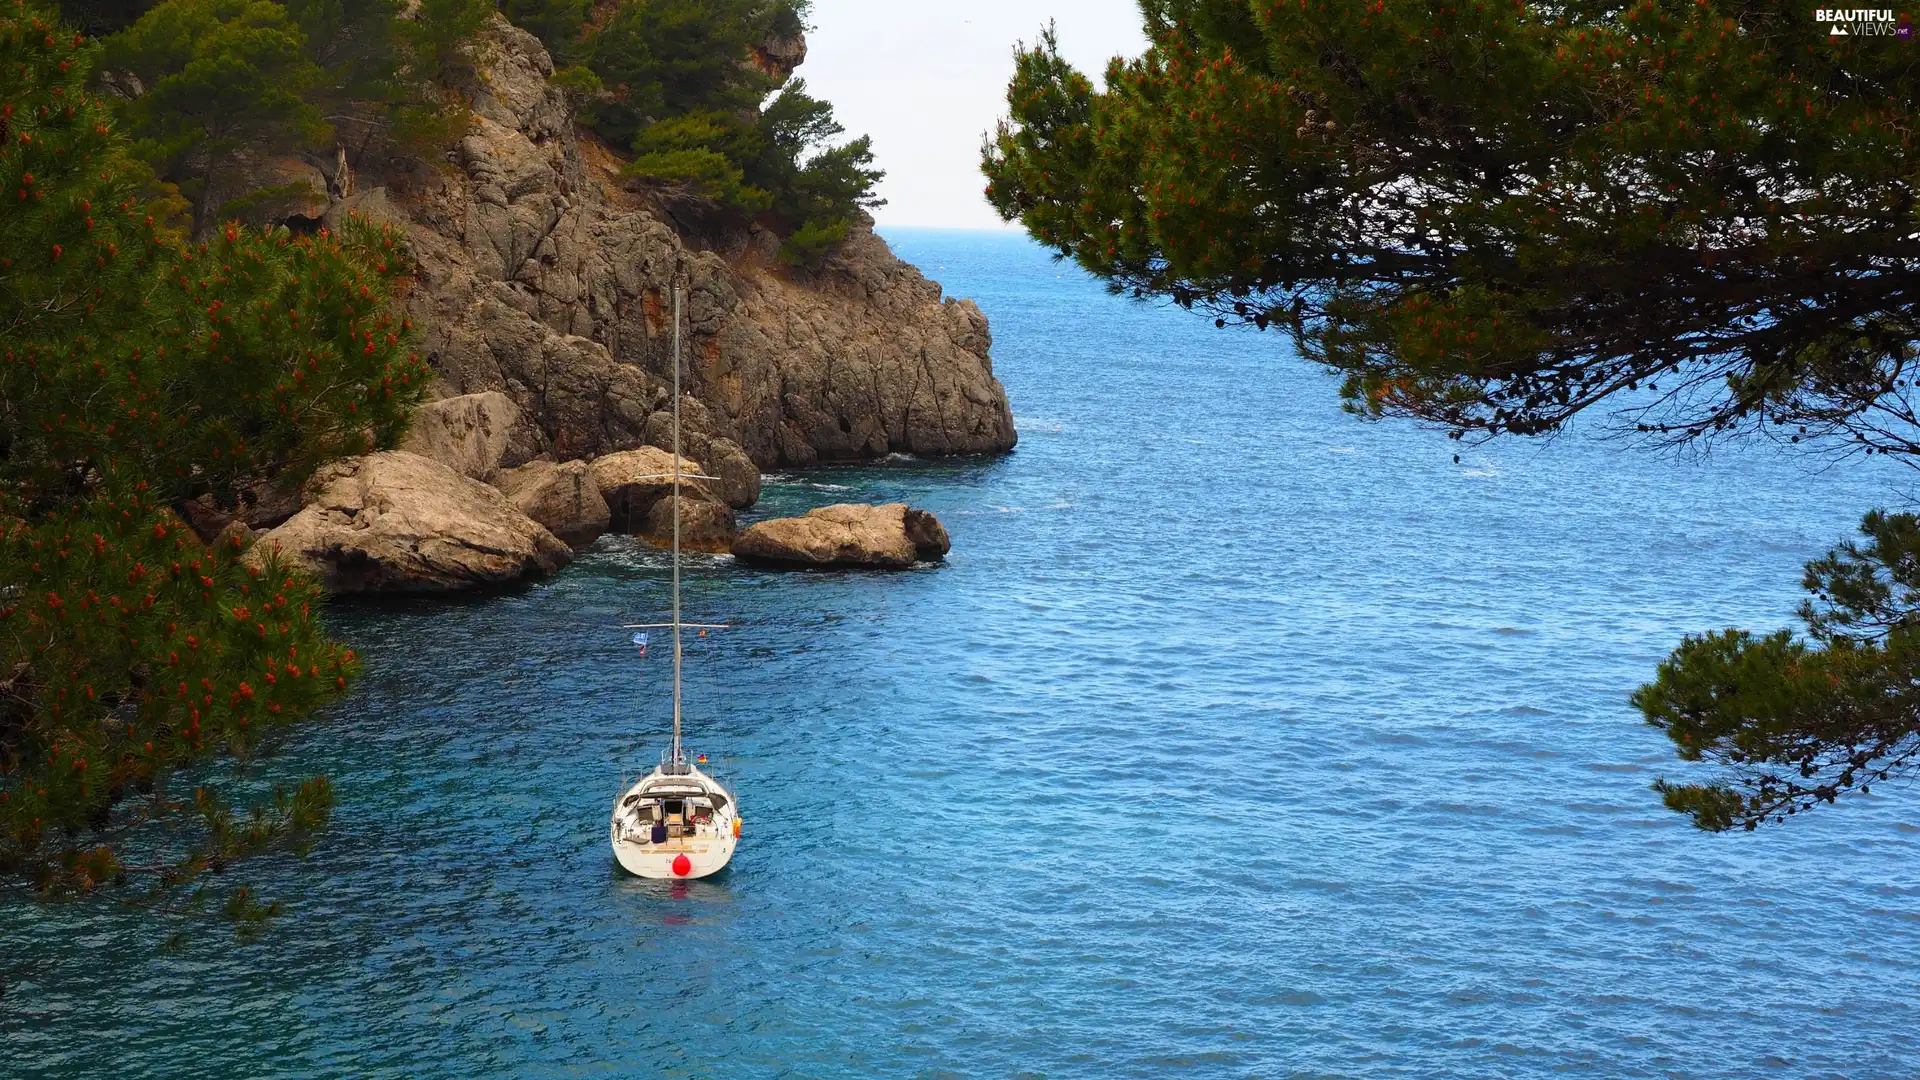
[6,228,1920,1079]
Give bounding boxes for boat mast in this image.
[670,285,684,767]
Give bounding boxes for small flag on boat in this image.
[632,631,648,657]
[697,754,707,764]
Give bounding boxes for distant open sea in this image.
[5,228,1918,1079]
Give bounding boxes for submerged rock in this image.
[250,451,570,593]
[493,458,610,548]
[731,503,949,569]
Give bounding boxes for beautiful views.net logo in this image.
[1813,8,1914,37]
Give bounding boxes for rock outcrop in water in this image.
[589,447,719,532]
[250,452,572,593]
[642,494,737,555]
[341,16,1015,476]
[733,503,950,569]
[493,459,610,548]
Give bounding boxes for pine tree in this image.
[82,0,492,231]
[0,0,424,914]
[983,2,1918,448]
[757,80,882,265]
[582,0,773,147]
[982,2,1920,829]
[103,0,328,232]
[1634,512,1920,830]
[538,0,881,265]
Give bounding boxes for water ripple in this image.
[4,230,1918,1079]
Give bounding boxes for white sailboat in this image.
[609,286,740,880]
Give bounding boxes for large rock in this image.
[250,451,571,593]
[732,503,949,569]
[384,16,1016,470]
[640,411,760,509]
[641,495,736,554]
[588,446,718,532]
[493,458,610,548]
[239,476,306,531]
[398,391,541,480]
[750,32,806,82]
[701,436,762,510]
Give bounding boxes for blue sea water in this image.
[5,228,1920,1079]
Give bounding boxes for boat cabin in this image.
[616,780,730,844]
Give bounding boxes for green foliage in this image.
[53,0,151,34]
[104,0,327,231]
[0,1,421,918]
[2,18,422,510]
[213,177,320,223]
[984,2,1920,829]
[548,59,599,100]
[277,0,410,147]
[388,0,489,86]
[758,84,880,263]
[581,0,769,147]
[501,0,587,62]
[777,214,845,266]
[530,0,876,264]
[983,2,1920,447]
[765,0,803,39]
[274,0,491,158]
[1635,511,1920,830]
[0,495,355,897]
[2,210,427,514]
[1,10,159,322]
[92,0,492,233]
[520,0,808,75]
[627,108,770,210]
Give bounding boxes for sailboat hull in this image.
[611,830,736,879]
[609,767,739,879]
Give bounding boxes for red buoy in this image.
[671,854,692,877]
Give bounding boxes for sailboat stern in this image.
[609,766,738,879]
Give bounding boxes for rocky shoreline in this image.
[244,416,955,592]
[225,17,1004,593]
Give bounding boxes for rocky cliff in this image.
[332,17,1015,473]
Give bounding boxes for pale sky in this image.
[800,1,1149,230]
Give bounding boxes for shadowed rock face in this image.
[903,508,951,561]
[732,503,950,570]
[249,451,571,593]
[343,17,1016,472]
